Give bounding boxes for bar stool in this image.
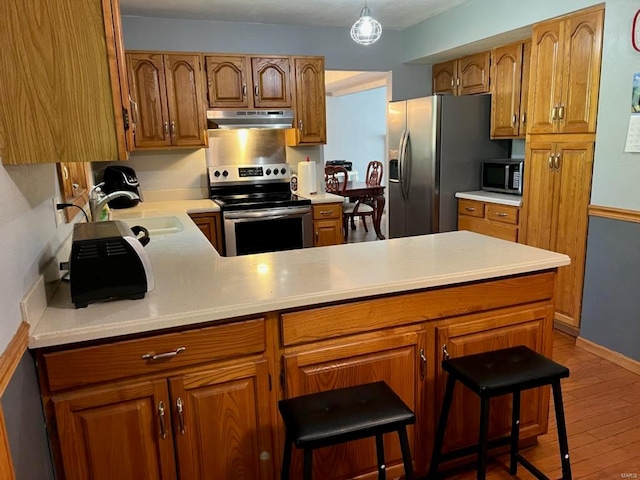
[278,381,415,480]
[428,345,571,480]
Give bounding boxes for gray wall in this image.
[581,217,640,359]
[2,353,55,480]
[121,16,430,102]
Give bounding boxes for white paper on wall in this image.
[624,72,640,153]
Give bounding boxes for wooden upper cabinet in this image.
[286,56,326,146]
[490,41,531,138]
[127,52,207,149]
[0,0,130,164]
[432,52,490,96]
[251,56,292,108]
[528,6,603,134]
[432,60,457,95]
[52,378,176,480]
[457,52,490,95]
[205,55,250,108]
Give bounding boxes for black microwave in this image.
[481,160,524,195]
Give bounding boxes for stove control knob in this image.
[214,170,221,178]
[272,169,279,175]
[222,170,229,177]
[280,168,287,175]
[265,168,272,175]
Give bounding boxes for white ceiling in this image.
[120,0,473,31]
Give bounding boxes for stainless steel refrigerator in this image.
[388,94,509,238]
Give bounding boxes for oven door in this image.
[223,206,313,256]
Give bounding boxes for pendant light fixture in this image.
[350,1,382,45]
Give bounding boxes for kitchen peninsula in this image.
[30,203,569,479]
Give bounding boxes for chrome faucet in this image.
[90,188,139,221]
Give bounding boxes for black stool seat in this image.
[443,345,569,395]
[279,381,415,480]
[429,345,572,480]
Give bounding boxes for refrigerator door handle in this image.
[397,130,407,197]
[401,130,411,200]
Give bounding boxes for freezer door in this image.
[405,96,437,236]
[388,100,407,238]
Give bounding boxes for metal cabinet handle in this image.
[442,344,449,361]
[554,153,561,170]
[298,120,303,133]
[254,85,259,97]
[62,165,69,180]
[419,348,427,381]
[164,121,169,138]
[176,397,186,435]
[129,95,138,125]
[548,154,554,169]
[158,401,167,439]
[242,84,247,97]
[465,207,476,212]
[450,78,454,88]
[142,346,186,361]
[315,231,319,242]
[456,77,460,86]
[521,112,526,125]
[495,212,508,217]
[319,210,332,215]
[551,105,558,121]
[512,114,518,126]
[170,121,176,136]
[558,103,565,120]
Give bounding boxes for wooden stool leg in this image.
[428,374,456,478]
[398,426,414,480]
[303,448,313,480]
[281,432,292,480]
[375,433,386,480]
[509,390,521,475]
[477,396,490,480]
[552,380,572,480]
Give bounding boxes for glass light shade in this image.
[350,6,382,45]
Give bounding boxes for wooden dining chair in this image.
[324,165,373,242]
[352,160,384,232]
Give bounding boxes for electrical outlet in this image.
[52,197,63,227]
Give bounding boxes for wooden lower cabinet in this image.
[457,199,520,242]
[312,203,343,246]
[188,212,223,253]
[434,306,553,454]
[283,329,427,478]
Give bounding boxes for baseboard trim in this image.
[576,336,640,376]
[588,205,640,224]
[0,322,29,396]
[554,319,579,337]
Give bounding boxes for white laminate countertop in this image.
[29,201,568,349]
[455,191,523,207]
[297,191,344,204]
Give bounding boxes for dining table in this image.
[343,181,386,240]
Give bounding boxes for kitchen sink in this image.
[123,216,184,235]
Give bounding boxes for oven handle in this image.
[224,207,311,219]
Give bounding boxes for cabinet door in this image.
[169,359,276,480]
[127,53,171,148]
[53,379,176,480]
[314,218,343,246]
[188,212,223,253]
[559,8,603,134]
[435,307,552,453]
[521,141,556,249]
[490,43,523,138]
[457,52,490,95]
[528,19,564,134]
[205,55,250,108]
[519,41,532,136]
[292,57,326,145]
[283,331,425,478]
[432,60,457,95]
[251,56,292,108]
[164,54,207,147]
[553,142,594,327]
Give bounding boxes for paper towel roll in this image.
[297,161,317,195]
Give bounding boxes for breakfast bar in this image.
[30,209,569,479]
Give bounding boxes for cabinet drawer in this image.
[458,199,484,218]
[42,318,265,392]
[486,204,519,225]
[313,203,342,220]
[459,216,518,242]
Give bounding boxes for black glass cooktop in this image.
[213,192,311,211]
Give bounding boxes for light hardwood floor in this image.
[437,331,640,479]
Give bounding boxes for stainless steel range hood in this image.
[207,109,294,130]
